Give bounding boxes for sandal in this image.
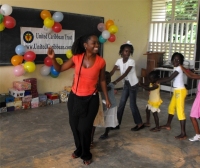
[83,159,92,165]
[160,125,171,130]
[71,153,79,159]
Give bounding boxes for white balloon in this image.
[52,12,64,22]
[102,30,110,39]
[1,4,12,16]
[40,65,51,76]
[42,25,52,33]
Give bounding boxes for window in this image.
[148,0,199,66]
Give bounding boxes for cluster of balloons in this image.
[12,45,36,76]
[97,19,118,43]
[0,4,16,31]
[40,10,64,33]
[40,49,73,78]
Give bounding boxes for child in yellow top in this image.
[140,70,162,132]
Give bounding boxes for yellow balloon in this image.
[24,61,36,73]
[0,22,5,31]
[44,17,54,28]
[56,58,63,65]
[66,50,73,59]
[108,25,118,34]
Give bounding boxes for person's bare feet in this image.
[160,125,171,130]
[144,123,150,127]
[150,127,160,132]
[175,134,187,140]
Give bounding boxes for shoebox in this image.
[22,95,32,102]
[52,99,60,105]
[59,90,68,103]
[32,92,39,98]
[14,97,22,101]
[39,94,47,101]
[24,90,32,96]
[5,95,15,103]
[6,102,14,107]
[0,94,6,103]
[31,102,39,108]
[9,88,25,98]
[13,81,31,91]
[7,106,15,112]
[14,100,22,110]
[46,99,53,105]
[22,102,31,109]
[0,107,7,113]
[23,78,37,83]
[45,92,59,100]
[0,102,6,108]
[39,100,47,107]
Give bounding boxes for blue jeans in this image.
[117,80,143,125]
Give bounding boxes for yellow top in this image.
[148,83,163,108]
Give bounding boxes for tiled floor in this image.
[0,89,200,168]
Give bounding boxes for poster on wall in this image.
[20,27,75,54]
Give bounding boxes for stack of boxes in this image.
[45,92,60,105]
[0,94,7,113]
[23,78,39,108]
[0,78,68,113]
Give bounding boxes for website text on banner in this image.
[20,27,75,54]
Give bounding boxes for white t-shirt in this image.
[173,66,185,88]
[115,58,138,86]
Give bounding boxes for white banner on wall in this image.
[20,27,75,54]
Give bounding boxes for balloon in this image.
[50,73,59,78]
[24,51,36,61]
[106,20,114,30]
[44,56,53,66]
[24,62,36,73]
[108,34,116,42]
[0,4,12,16]
[66,50,73,59]
[50,66,60,76]
[40,10,51,20]
[56,58,63,65]
[0,14,3,23]
[108,25,118,34]
[13,65,25,76]
[3,16,16,29]
[102,30,110,39]
[11,55,24,66]
[0,22,5,31]
[52,12,64,22]
[97,23,105,32]
[40,65,51,76]
[15,45,27,55]
[42,25,52,33]
[44,17,54,28]
[98,35,107,43]
[52,22,62,33]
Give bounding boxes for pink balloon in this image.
[44,56,53,66]
[97,23,105,32]
[24,51,36,61]
[52,22,62,33]
[3,16,16,29]
[13,65,25,76]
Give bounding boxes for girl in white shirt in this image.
[110,41,144,131]
[158,52,187,140]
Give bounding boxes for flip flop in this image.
[83,159,92,165]
[71,153,79,159]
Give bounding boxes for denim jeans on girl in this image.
[117,80,143,126]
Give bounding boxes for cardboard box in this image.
[9,88,25,98]
[13,81,31,91]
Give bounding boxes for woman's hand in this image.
[105,99,111,109]
[47,47,55,59]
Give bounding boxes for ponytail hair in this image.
[71,33,97,55]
